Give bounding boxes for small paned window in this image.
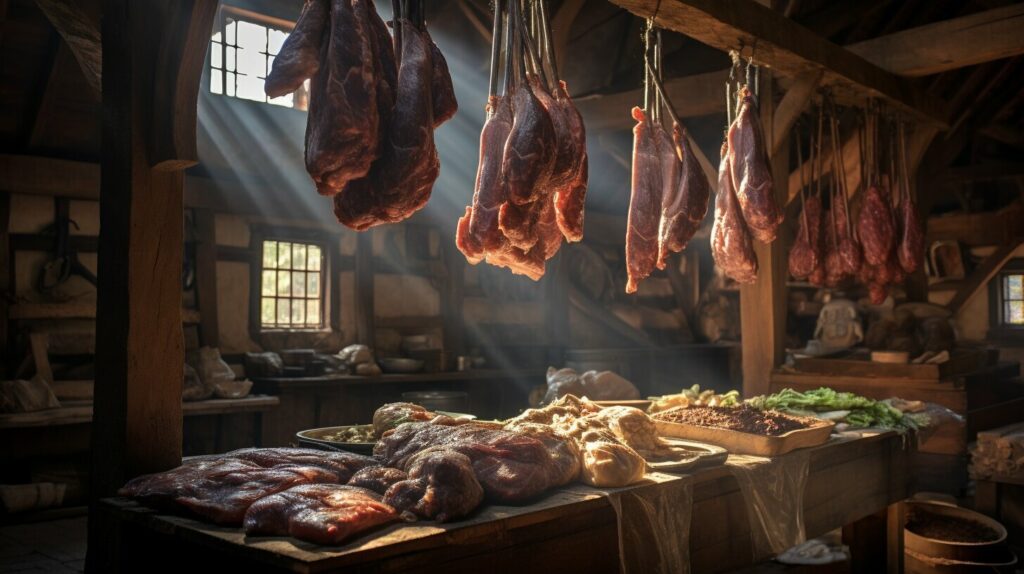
[209,7,309,109]
[1001,273,1024,326]
[989,259,1024,343]
[260,240,324,329]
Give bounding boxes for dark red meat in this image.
[658,124,711,269]
[334,19,438,230]
[119,458,339,525]
[307,0,379,196]
[711,143,758,284]
[264,0,329,98]
[346,466,408,495]
[502,76,556,206]
[243,484,398,545]
[856,185,896,266]
[626,107,662,293]
[425,30,457,127]
[457,96,514,260]
[225,447,376,482]
[551,81,588,243]
[382,447,484,522]
[727,87,782,243]
[788,195,822,279]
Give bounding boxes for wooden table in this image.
[252,370,546,447]
[100,431,910,574]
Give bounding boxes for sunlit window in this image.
[210,7,309,110]
[1002,273,1024,326]
[260,240,324,329]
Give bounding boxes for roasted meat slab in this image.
[119,458,340,525]
[382,447,484,522]
[243,484,399,545]
[346,466,409,495]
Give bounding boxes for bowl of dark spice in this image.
[904,501,1008,565]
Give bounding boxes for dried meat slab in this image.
[119,458,340,525]
[727,88,781,243]
[625,107,662,293]
[711,143,758,284]
[264,0,329,98]
[244,484,399,545]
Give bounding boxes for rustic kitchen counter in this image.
[99,430,911,573]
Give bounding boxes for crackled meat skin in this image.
[711,143,758,284]
[334,20,438,230]
[375,422,576,503]
[243,484,398,545]
[347,466,408,495]
[383,448,484,522]
[898,195,924,274]
[119,458,339,525]
[502,76,556,206]
[457,96,514,261]
[225,447,376,482]
[552,81,588,242]
[425,30,457,127]
[264,0,328,98]
[307,0,378,196]
[658,124,711,268]
[727,87,781,243]
[625,107,661,294]
[788,195,822,279]
[856,185,896,266]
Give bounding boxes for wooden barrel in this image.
[904,501,1010,568]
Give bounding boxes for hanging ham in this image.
[625,107,663,293]
[788,195,822,279]
[856,185,896,266]
[657,124,710,269]
[727,86,782,244]
[711,143,758,284]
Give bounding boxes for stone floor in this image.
[0,517,85,573]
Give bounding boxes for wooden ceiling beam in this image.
[33,0,101,94]
[606,0,948,127]
[579,4,1024,129]
[845,3,1024,78]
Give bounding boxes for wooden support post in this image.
[886,501,905,573]
[0,191,9,368]
[194,208,219,347]
[354,230,375,346]
[88,1,217,571]
[740,68,790,398]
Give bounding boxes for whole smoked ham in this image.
[501,77,556,206]
[307,0,379,196]
[833,197,862,275]
[727,87,782,243]
[856,185,896,266]
[625,107,662,293]
[658,124,710,268]
[788,195,822,279]
[334,19,438,230]
[264,0,329,98]
[457,96,514,260]
[552,81,588,242]
[711,143,758,284]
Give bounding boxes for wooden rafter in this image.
[33,0,101,94]
[578,4,1024,129]
[946,238,1024,315]
[846,3,1024,78]
[605,0,948,126]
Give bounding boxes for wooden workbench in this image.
[100,431,910,574]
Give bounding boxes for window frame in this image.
[988,258,1024,344]
[209,5,308,109]
[250,227,333,336]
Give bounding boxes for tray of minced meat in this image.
[651,405,834,457]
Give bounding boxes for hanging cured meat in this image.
[264,0,329,98]
[657,124,710,269]
[626,107,662,293]
[857,185,896,266]
[711,143,758,284]
[896,125,924,274]
[426,31,458,127]
[788,195,822,279]
[727,86,782,244]
[334,17,439,229]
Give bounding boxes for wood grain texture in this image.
[33,0,101,93]
[604,0,948,125]
[845,3,1024,78]
[945,237,1024,314]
